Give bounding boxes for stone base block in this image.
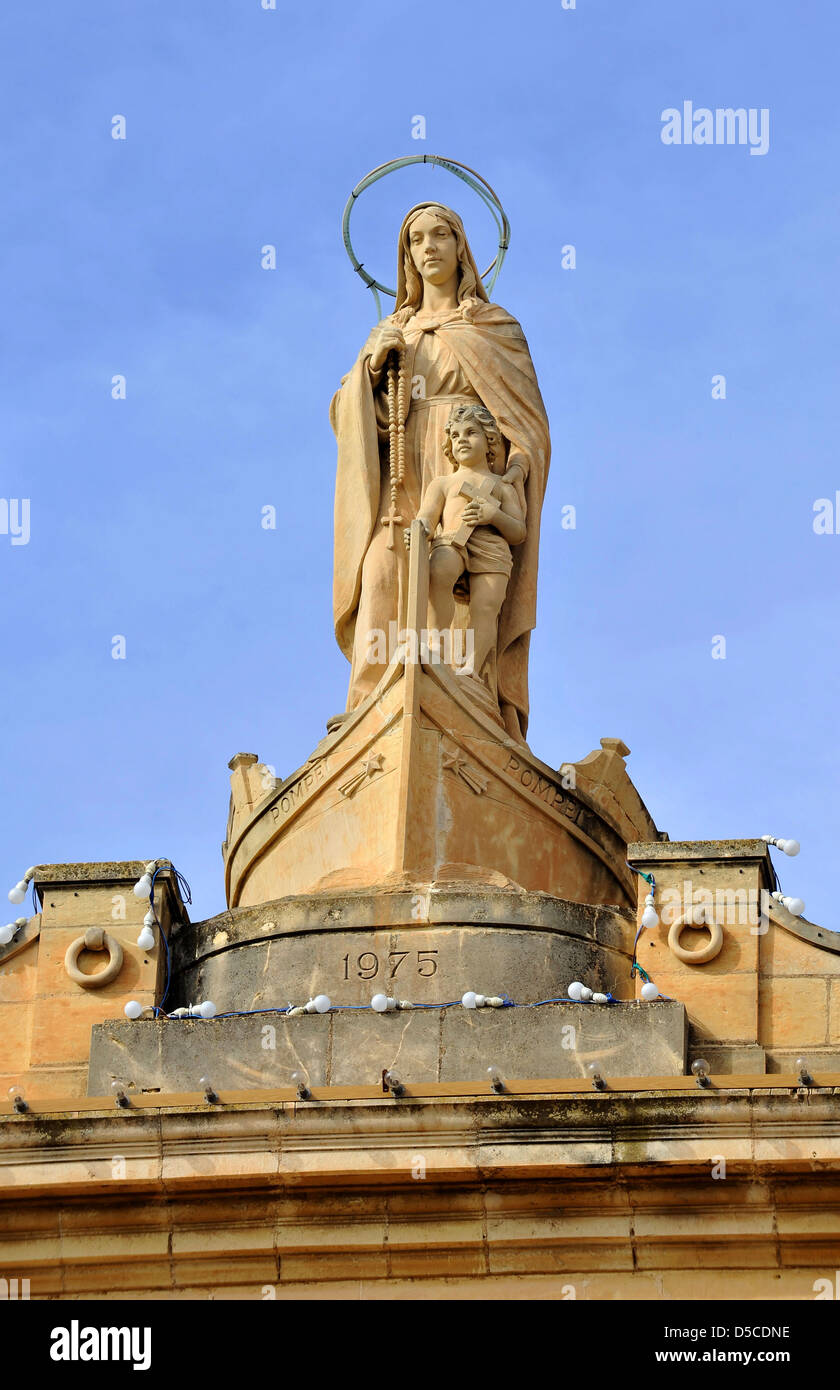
[87,1000,687,1095]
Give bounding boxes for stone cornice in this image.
[2,1086,840,1198]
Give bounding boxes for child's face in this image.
[448,419,489,468]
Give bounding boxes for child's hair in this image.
[443,403,501,467]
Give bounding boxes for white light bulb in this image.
[567,982,584,1001]
[8,882,27,905]
[461,991,478,1009]
[143,908,156,928]
[640,981,660,1001]
[784,896,805,917]
[302,996,331,1013]
[124,1000,143,1019]
[8,1085,27,1112]
[780,839,800,857]
[641,906,659,929]
[474,994,486,1008]
[137,926,155,950]
[371,993,396,1013]
[0,924,15,945]
[133,873,152,899]
[579,986,593,1002]
[197,1001,217,1019]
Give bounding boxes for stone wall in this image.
[88,1001,687,1095]
[2,1083,839,1300]
[628,840,840,1074]
[0,864,187,1099]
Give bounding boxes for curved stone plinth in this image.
[171,883,635,1013]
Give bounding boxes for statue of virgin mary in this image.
[330,202,551,743]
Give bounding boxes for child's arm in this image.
[405,477,447,547]
[464,482,526,546]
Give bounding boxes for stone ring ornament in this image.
[64,927,124,988]
[341,155,511,317]
[668,907,724,965]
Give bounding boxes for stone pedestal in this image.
[223,529,658,913]
[88,1000,687,1095]
[171,883,635,1014]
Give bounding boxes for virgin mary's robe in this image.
[331,299,550,742]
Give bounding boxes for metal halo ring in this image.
[341,154,511,310]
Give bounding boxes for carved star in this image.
[339,753,386,799]
[442,746,488,796]
[442,749,466,776]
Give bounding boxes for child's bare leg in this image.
[428,547,464,654]
[460,572,508,677]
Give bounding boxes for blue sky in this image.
[1,0,837,929]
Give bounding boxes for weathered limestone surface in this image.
[0,862,189,1100]
[87,1000,687,1095]
[628,840,840,1074]
[223,658,656,913]
[172,883,635,1015]
[223,527,658,913]
[3,1084,840,1300]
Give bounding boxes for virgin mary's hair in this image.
[443,403,500,467]
[395,205,483,325]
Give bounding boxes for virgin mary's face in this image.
[407,211,459,287]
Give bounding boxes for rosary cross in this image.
[381,502,405,551]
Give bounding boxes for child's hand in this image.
[502,460,526,487]
[463,498,498,526]
[404,519,430,548]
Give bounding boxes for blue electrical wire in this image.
[626,862,658,974]
[148,994,639,1020]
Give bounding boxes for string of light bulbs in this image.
[130,859,193,1013]
[626,864,662,995]
[762,835,805,916]
[122,987,667,1020]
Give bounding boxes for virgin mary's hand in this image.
[502,458,527,487]
[365,323,406,374]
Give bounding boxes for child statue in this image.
[406,403,526,682]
